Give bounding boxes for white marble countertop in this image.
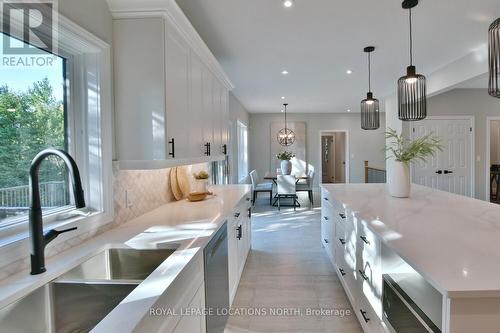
[0,184,251,332]
[321,183,500,298]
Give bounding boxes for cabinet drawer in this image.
[357,295,382,333]
[321,219,333,251]
[322,189,344,211]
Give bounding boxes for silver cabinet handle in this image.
[359,269,369,281]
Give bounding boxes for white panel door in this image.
[202,68,214,150]
[411,118,473,197]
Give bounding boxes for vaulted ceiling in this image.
[176,0,500,113]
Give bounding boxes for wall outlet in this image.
[125,189,134,208]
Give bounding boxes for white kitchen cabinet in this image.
[165,19,190,159]
[112,7,233,169]
[228,197,252,305]
[172,282,206,333]
[113,18,167,161]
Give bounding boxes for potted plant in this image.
[276,151,295,175]
[193,170,210,193]
[385,128,442,198]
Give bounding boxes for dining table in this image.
[263,172,310,207]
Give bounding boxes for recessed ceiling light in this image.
[281,96,285,100]
[281,109,284,112]
[281,70,289,75]
[283,0,293,8]
[346,70,353,74]
[347,109,351,112]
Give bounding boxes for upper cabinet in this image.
[111,1,233,169]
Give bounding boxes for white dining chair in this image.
[249,170,273,205]
[296,169,315,206]
[277,175,298,211]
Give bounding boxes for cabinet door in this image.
[220,87,229,154]
[227,218,239,304]
[114,18,166,161]
[211,79,223,153]
[165,20,190,158]
[189,51,206,157]
[172,283,206,333]
[202,68,214,150]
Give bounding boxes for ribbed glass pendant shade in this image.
[489,18,500,98]
[398,65,427,121]
[398,0,427,121]
[361,92,380,130]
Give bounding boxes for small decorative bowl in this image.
[187,192,208,202]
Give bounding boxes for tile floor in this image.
[224,192,362,333]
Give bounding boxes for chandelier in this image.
[277,103,295,146]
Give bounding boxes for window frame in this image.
[237,120,248,183]
[0,12,114,253]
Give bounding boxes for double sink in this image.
[0,247,177,333]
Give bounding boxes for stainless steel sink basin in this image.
[0,247,178,332]
[62,247,176,281]
[0,279,138,333]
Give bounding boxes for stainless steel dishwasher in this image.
[204,222,229,333]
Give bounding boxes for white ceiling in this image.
[175,0,500,113]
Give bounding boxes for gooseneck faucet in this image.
[29,149,86,275]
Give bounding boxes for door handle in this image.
[435,170,442,174]
[444,170,453,174]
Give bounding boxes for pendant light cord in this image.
[409,8,413,66]
[284,104,287,133]
[368,52,371,92]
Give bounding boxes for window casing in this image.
[237,121,248,183]
[0,12,113,248]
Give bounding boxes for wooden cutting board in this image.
[170,167,184,201]
[176,165,192,198]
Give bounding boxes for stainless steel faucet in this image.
[29,149,86,275]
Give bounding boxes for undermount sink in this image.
[0,279,139,333]
[0,247,178,332]
[61,247,177,281]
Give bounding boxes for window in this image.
[0,12,113,246]
[0,33,71,229]
[237,121,248,183]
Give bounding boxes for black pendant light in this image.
[398,0,427,121]
[489,18,500,98]
[277,103,295,146]
[361,46,380,130]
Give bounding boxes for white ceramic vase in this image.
[280,160,292,175]
[389,161,411,198]
[195,179,209,193]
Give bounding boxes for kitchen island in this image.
[321,183,500,333]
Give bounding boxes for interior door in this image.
[411,118,472,197]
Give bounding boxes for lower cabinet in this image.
[172,283,206,333]
[321,190,383,333]
[228,198,252,305]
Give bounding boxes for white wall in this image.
[402,89,500,200]
[228,92,250,184]
[249,112,386,186]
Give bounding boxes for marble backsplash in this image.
[0,163,207,280]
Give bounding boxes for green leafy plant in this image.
[193,170,209,180]
[385,128,443,164]
[276,151,295,161]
